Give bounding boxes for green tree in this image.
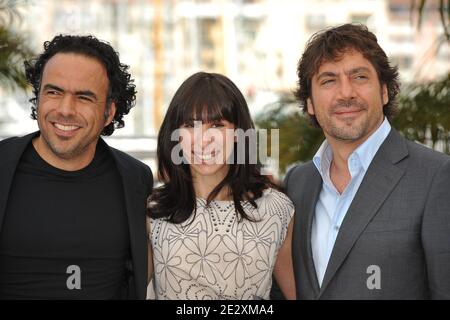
[392,74,450,153]
[255,93,324,175]
[0,0,33,90]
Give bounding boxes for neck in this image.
[325,141,354,194]
[326,117,384,173]
[192,171,231,201]
[327,139,356,174]
[32,136,96,171]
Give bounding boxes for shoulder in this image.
[0,133,36,162]
[384,129,449,170]
[391,135,450,182]
[254,189,294,244]
[0,133,34,150]
[110,146,150,170]
[404,140,450,190]
[0,136,20,152]
[286,161,316,177]
[405,138,450,166]
[283,161,317,188]
[255,188,294,219]
[107,145,153,187]
[258,188,293,206]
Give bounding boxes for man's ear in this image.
[104,102,116,127]
[307,98,315,116]
[382,84,389,106]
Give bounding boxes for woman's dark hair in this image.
[295,23,400,127]
[148,72,274,224]
[24,34,136,136]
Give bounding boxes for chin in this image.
[192,164,228,178]
[51,147,80,159]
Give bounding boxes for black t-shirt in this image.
[0,140,130,299]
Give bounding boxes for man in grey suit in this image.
[285,24,450,299]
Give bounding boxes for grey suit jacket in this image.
[285,128,450,299]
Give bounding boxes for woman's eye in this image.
[211,122,224,128]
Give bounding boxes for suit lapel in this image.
[318,129,408,298]
[290,163,322,297]
[0,133,37,233]
[302,167,322,296]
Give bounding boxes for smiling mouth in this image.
[192,151,219,162]
[51,122,82,136]
[54,123,81,131]
[334,109,363,116]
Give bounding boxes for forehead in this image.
[41,53,109,91]
[181,101,235,126]
[314,49,377,77]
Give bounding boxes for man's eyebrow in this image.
[42,84,64,92]
[41,84,98,100]
[75,90,97,100]
[316,67,372,81]
[347,67,371,75]
[316,71,337,81]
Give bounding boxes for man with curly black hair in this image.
[0,35,153,299]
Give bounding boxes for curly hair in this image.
[295,24,400,127]
[24,34,136,136]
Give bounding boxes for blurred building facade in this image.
[1,0,449,168]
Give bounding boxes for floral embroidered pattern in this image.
[148,188,294,300]
[153,238,190,295]
[185,231,221,285]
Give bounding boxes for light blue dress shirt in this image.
[311,118,391,286]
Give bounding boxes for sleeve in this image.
[142,164,154,197]
[282,165,296,191]
[422,158,450,299]
[278,198,295,249]
[262,189,295,250]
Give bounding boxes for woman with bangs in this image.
[146,72,295,300]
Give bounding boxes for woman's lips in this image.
[191,151,220,163]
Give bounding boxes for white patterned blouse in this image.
[147,188,294,300]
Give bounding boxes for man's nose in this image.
[57,93,77,116]
[337,77,356,100]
